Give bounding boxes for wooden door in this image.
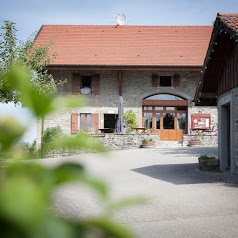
[142,100,187,141]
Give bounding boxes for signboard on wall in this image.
[191,114,211,130]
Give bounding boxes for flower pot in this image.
[142,141,155,148]
[198,158,220,172]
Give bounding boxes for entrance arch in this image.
[142,94,188,141]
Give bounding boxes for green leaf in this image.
[4,63,54,117]
[32,216,77,238]
[53,95,86,112]
[44,131,107,153]
[83,216,135,238]
[24,86,53,118]
[53,163,108,199]
[0,176,47,228]
[0,116,26,152]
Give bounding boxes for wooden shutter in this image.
[92,113,99,133]
[91,74,100,95]
[173,74,180,87]
[151,74,158,87]
[72,74,81,94]
[71,113,79,133]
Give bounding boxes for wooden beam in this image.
[46,65,202,72]
[142,100,188,107]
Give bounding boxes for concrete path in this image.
[42,146,238,238]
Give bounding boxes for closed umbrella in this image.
[116,96,126,133]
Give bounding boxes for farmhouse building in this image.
[34,24,217,145]
[195,13,238,173]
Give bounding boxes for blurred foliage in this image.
[0,20,65,104]
[0,60,143,237]
[13,140,40,160]
[20,140,37,154]
[43,126,63,145]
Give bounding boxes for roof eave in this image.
[46,64,202,71]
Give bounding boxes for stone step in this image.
[156,140,183,147]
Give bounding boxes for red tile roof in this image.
[218,13,238,35]
[34,25,212,67]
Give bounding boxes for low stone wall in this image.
[43,134,217,158]
[43,134,161,158]
[182,134,218,147]
[94,133,161,150]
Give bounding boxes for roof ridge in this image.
[41,24,212,27]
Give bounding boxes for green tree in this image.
[0,20,59,104]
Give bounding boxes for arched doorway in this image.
[142,94,188,141]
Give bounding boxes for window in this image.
[72,74,100,95]
[145,94,184,100]
[156,113,160,129]
[177,113,186,130]
[166,107,175,111]
[144,113,153,129]
[81,76,91,88]
[143,106,153,110]
[80,76,92,94]
[80,113,92,131]
[160,76,172,87]
[177,106,186,110]
[163,113,174,129]
[155,106,163,110]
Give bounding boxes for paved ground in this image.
[41,146,238,238]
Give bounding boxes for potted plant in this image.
[198,154,219,171]
[123,110,138,133]
[142,137,155,148]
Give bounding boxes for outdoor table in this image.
[98,128,115,133]
[133,127,147,134]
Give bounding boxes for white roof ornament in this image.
[116,14,126,26]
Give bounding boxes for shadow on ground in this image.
[150,146,218,157]
[132,163,238,186]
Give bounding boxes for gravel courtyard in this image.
[41,146,238,238]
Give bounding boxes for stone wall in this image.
[43,134,161,157]
[36,69,218,147]
[183,134,218,147]
[43,133,219,158]
[217,86,238,173]
[234,86,238,172]
[95,133,160,150]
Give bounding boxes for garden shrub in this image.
[124,110,138,132]
[42,126,63,145]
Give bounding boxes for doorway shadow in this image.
[132,163,238,186]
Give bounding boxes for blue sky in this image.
[0,0,237,142]
[1,0,238,41]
